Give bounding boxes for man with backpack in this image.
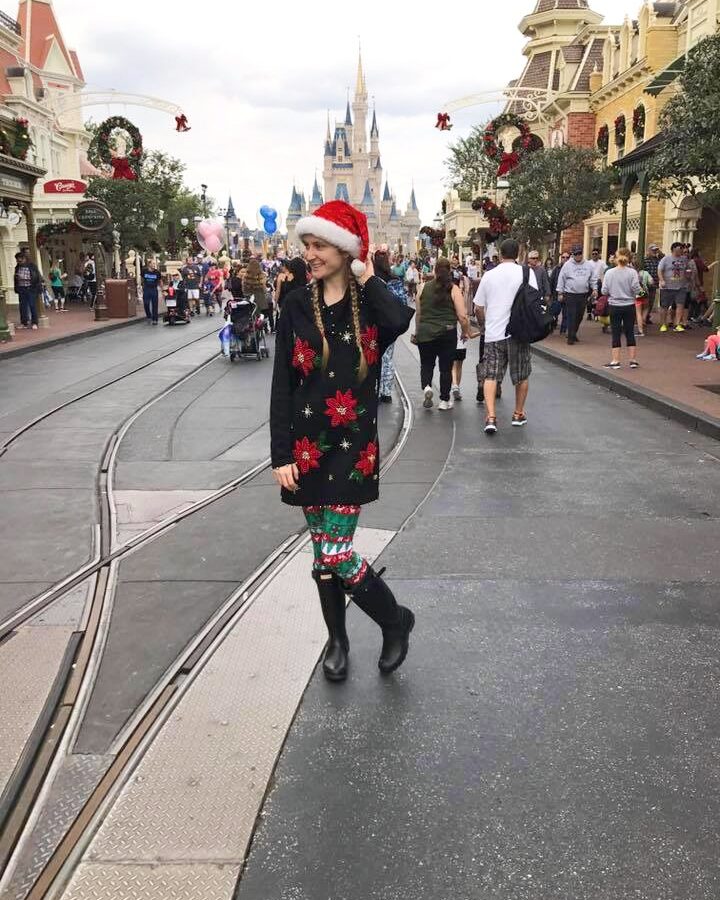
[473,239,538,434]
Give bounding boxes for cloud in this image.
[54,0,637,228]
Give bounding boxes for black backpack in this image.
[508,264,553,344]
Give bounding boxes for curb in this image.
[0,316,144,360]
[532,343,720,442]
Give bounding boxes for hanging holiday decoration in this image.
[13,117,32,160]
[174,113,191,132]
[420,226,446,249]
[90,116,144,180]
[435,112,453,131]
[614,114,626,147]
[483,113,534,176]
[471,196,512,240]
[632,104,645,141]
[596,124,609,154]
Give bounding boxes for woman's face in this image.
[303,236,347,281]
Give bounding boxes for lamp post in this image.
[200,184,208,217]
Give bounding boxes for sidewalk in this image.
[533,316,720,435]
[0,304,143,357]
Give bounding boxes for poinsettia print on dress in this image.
[355,440,378,477]
[324,389,359,428]
[292,338,317,377]
[293,436,323,474]
[360,325,379,365]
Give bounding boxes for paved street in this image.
[1,326,719,900]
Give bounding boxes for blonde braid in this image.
[349,276,368,382]
[310,281,330,370]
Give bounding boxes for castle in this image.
[286,52,421,254]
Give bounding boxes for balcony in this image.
[0,10,21,36]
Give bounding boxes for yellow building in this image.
[585,0,720,275]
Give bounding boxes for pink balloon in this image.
[196,218,225,254]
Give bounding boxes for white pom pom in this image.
[351,258,367,278]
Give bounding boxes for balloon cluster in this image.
[196,219,225,255]
[258,205,279,235]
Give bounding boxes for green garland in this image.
[0,117,33,160]
[89,115,143,178]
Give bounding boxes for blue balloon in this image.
[258,205,279,235]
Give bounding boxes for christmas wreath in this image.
[0,118,33,160]
[483,113,534,176]
[90,116,143,179]
[420,226,446,249]
[614,114,626,147]
[632,104,645,141]
[471,196,512,240]
[596,124,609,154]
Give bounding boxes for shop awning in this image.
[645,54,686,96]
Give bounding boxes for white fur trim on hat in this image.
[295,215,362,258]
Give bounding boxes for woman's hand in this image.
[272,463,300,491]
[356,256,375,285]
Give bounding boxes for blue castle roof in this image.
[311,177,323,205]
[360,180,374,206]
[335,183,350,202]
[382,181,391,202]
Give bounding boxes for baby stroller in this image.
[222,298,270,361]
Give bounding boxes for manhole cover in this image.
[697,384,720,395]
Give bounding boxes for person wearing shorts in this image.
[657,242,693,333]
[181,256,202,315]
[452,326,467,402]
[473,238,535,433]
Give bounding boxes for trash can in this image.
[104,279,136,318]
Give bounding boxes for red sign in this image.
[44,179,87,195]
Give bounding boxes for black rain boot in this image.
[347,565,415,675]
[312,570,349,682]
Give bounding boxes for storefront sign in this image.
[0,173,29,192]
[44,179,87,194]
[74,200,111,231]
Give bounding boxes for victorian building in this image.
[443,0,720,285]
[287,52,421,254]
[0,0,89,327]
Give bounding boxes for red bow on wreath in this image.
[110,156,137,181]
[497,151,520,177]
[435,112,453,131]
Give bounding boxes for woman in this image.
[404,259,419,299]
[270,200,415,682]
[141,258,162,325]
[601,247,640,369]
[49,260,65,310]
[415,257,470,410]
[274,257,309,318]
[373,250,409,403]
[227,264,244,300]
[243,257,270,326]
[634,263,654,338]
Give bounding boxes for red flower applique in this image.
[293,436,323,475]
[355,440,378,477]
[324,389,358,428]
[292,338,317,377]
[361,325,380,365]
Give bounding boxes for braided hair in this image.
[309,269,367,382]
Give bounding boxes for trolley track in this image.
[0,372,413,898]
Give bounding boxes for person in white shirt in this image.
[473,238,537,434]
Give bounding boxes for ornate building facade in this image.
[287,52,421,254]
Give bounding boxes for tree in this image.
[445,124,499,200]
[505,146,617,250]
[648,34,720,212]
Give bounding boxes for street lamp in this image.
[200,184,208,217]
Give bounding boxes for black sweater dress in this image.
[270,275,414,507]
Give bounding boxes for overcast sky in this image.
[52,0,633,228]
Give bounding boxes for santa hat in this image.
[295,200,369,278]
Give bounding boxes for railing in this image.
[0,10,21,35]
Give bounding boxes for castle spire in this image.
[355,46,367,98]
[370,107,379,138]
[345,99,353,126]
[226,195,236,219]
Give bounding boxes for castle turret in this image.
[359,178,376,224]
[286,186,303,248]
[310,176,323,212]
